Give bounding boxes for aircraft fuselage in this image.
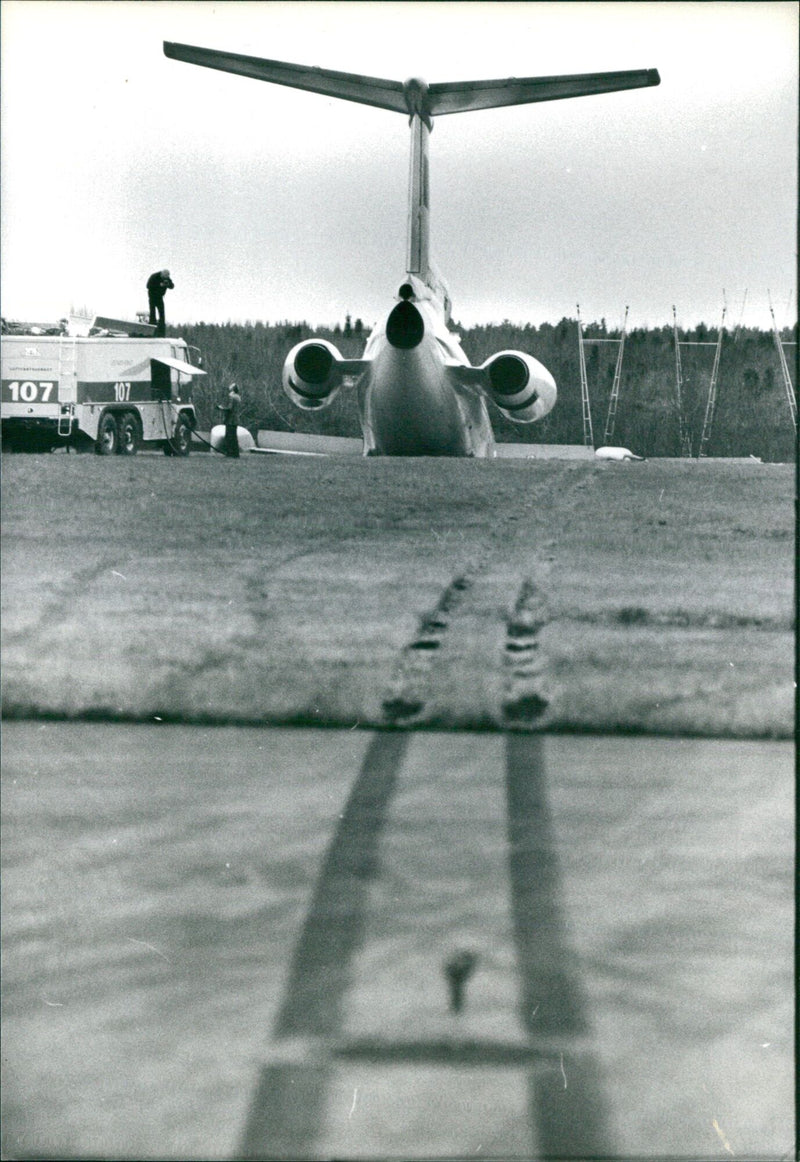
[358,291,495,457]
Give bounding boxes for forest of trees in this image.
[170,315,797,461]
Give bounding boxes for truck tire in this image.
[117,411,141,456]
[169,416,192,457]
[95,411,119,455]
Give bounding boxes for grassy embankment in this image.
[2,454,793,736]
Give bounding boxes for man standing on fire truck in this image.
[147,269,174,336]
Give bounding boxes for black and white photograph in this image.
[1,2,795,1159]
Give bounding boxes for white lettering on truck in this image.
[7,381,55,402]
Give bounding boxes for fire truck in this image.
[1,314,205,454]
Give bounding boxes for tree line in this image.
[169,317,797,461]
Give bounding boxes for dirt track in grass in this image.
[1,452,793,735]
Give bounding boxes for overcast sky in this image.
[1,1,796,331]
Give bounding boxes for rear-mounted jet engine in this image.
[282,339,345,409]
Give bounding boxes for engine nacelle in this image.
[480,350,557,423]
[282,339,345,410]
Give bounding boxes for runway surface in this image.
[2,723,793,1161]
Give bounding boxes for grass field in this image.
[1,452,794,736]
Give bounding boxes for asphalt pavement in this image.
[2,723,793,1160]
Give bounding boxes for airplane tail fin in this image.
[164,43,660,309]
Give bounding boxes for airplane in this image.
[164,42,660,457]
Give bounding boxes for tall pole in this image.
[769,292,797,432]
[697,299,727,457]
[577,306,594,449]
[672,306,692,456]
[602,305,628,445]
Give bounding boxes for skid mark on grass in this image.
[502,579,551,727]
[2,557,125,645]
[570,606,794,632]
[381,571,478,724]
[246,537,352,583]
[158,639,253,683]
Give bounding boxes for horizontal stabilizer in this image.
[428,69,660,115]
[165,44,659,122]
[163,42,407,114]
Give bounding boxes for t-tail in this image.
[164,42,659,306]
[164,42,659,457]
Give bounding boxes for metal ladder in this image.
[602,305,629,446]
[697,300,727,458]
[769,293,797,432]
[578,305,629,450]
[576,306,595,450]
[671,307,693,457]
[57,338,76,437]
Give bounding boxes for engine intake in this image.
[283,339,344,409]
[480,350,556,423]
[488,354,529,396]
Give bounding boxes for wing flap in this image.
[164,42,407,114]
[255,430,364,456]
[429,68,660,116]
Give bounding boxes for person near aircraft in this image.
[216,382,242,458]
[146,269,174,336]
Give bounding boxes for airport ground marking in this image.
[505,733,613,1155]
[248,731,614,1155]
[238,731,408,1159]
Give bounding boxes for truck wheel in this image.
[169,416,192,457]
[117,412,141,455]
[95,411,119,455]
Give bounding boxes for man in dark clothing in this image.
[217,383,242,458]
[147,269,174,336]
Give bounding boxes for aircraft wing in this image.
[163,42,407,114]
[428,68,660,115]
[253,430,364,456]
[254,431,596,459]
[496,443,595,460]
